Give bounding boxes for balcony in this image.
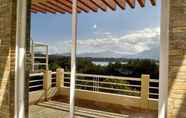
[29,68,159,118]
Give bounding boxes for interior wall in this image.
[0,0,31,118]
[0,0,17,117]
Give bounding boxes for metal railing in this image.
[63,72,141,97]
[29,72,44,91]
[30,40,49,73]
[29,72,57,91]
[29,69,159,99]
[63,72,159,99]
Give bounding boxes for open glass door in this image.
[28,0,161,118]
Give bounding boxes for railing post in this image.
[43,70,52,101]
[56,68,64,94]
[141,74,150,109]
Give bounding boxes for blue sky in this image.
[31,1,160,56]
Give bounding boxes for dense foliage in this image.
[49,55,159,79]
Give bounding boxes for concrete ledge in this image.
[29,86,158,110]
[58,87,158,110]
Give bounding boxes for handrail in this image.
[64,72,141,81]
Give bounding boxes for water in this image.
[92,61,128,66]
[92,61,109,66]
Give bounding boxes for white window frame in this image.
[15,0,28,118]
[159,0,169,118]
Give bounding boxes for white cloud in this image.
[48,27,160,55]
[93,24,97,29]
[77,27,160,54]
[103,32,112,35]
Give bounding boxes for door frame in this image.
[14,0,169,117]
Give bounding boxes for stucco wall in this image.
[168,0,186,117]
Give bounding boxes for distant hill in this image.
[128,47,160,60]
[77,47,160,60]
[78,50,127,58]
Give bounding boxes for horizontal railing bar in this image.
[93,81,141,88]
[64,83,140,94]
[29,79,43,83]
[149,87,159,89]
[75,84,93,88]
[64,77,70,80]
[51,72,56,75]
[149,93,159,96]
[33,42,48,46]
[64,82,70,84]
[76,79,94,83]
[34,56,46,59]
[64,82,140,94]
[29,85,43,89]
[29,72,44,77]
[63,86,141,98]
[74,79,141,88]
[150,79,159,83]
[34,63,47,65]
[96,86,140,94]
[64,80,140,88]
[64,72,141,81]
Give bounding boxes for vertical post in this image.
[31,40,35,72]
[93,78,95,91]
[70,0,77,117]
[141,74,150,109]
[46,45,49,70]
[43,70,52,101]
[56,68,64,94]
[15,0,28,118]
[159,0,169,117]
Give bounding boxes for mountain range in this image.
[63,47,160,60]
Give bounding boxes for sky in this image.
[31,1,160,56]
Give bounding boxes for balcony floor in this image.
[53,95,158,118]
[29,99,157,118]
[29,101,128,118]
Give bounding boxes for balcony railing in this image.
[63,72,159,99]
[29,68,159,110]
